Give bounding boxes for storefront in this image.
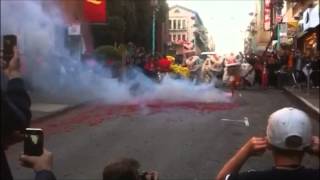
[297,4,319,56]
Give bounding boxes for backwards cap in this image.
[266,107,312,151]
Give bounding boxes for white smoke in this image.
[1,0,230,104]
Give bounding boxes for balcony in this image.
[169,27,187,31]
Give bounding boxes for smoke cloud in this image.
[1,1,230,104]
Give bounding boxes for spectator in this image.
[157,55,172,73]
[216,107,319,180]
[103,158,158,180]
[310,55,320,88]
[267,53,279,87]
[144,56,156,78]
[1,47,55,180]
[293,50,306,85]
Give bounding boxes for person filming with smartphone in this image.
[216,107,320,180]
[1,35,56,180]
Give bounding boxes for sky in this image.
[167,0,256,54]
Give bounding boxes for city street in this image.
[7,88,319,180]
[1,0,319,180]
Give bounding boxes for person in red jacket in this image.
[157,55,172,73]
[144,56,156,79]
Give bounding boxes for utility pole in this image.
[150,0,159,56]
[152,10,156,56]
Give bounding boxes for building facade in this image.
[168,5,209,55]
[246,0,319,57]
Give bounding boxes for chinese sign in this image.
[83,0,107,23]
[264,0,271,31]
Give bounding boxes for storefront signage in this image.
[302,4,319,31]
[264,0,271,31]
[279,23,288,44]
[68,24,81,35]
[83,0,107,23]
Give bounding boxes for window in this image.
[169,20,172,29]
[173,20,176,30]
[182,20,186,29]
[178,20,181,29]
[173,34,176,41]
[182,34,186,41]
[178,34,181,41]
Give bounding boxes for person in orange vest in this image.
[225,53,241,96]
[287,50,294,71]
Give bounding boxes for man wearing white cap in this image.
[216,107,319,180]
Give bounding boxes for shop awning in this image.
[287,21,298,28]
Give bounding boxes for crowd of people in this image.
[1,47,319,180]
[247,49,320,89]
[117,42,320,95]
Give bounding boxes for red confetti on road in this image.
[32,101,238,135]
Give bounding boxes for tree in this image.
[90,16,126,47]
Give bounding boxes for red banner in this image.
[83,0,107,23]
[264,0,271,31]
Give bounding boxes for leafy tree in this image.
[94,45,122,62]
[90,16,126,48]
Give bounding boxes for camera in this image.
[2,34,17,63]
[24,128,44,156]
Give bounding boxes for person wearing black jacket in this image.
[1,47,56,180]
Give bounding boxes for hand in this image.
[19,148,53,172]
[242,137,268,156]
[0,46,21,79]
[306,136,319,157]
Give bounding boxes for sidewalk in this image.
[284,86,319,115]
[29,92,86,121]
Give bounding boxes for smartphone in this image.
[24,128,44,156]
[3,34,17,62]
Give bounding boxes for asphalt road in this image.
[6,89,319,180]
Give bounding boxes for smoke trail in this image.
[1,1,230,104]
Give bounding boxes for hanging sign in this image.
[264,0,271,31]
[83,0,107,23]
[68,24,81,35]
[279,23,288,44]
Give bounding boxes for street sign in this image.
[68,24,81,35]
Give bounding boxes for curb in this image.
[31,101,94,123]
[283,87,319,116]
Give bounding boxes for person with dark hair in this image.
[103,158,158,180]
[1,47,56,180]
[144,55,157,80]
[310,55,320,88]
[216,107,319,180]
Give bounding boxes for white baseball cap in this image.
[266,107,312,151]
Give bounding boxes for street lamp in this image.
[150,0,159,56]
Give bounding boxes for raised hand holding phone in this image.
[24,128,44,156]
[20,148,53,172]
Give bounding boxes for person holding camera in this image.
[103,158,159,180]
[216,107,319,180]
[1,46,56,180]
